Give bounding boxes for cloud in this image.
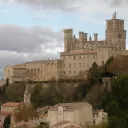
[103,0,128,7]
[0,25,63,78]
[1,0,128,11]
[0,0,92,11]
[0,25,63,53]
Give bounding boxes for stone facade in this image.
[48,102,93,127]
[0,102,22,125]
[4,12,128,83]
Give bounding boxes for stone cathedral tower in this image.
[64,29,73,52]
[24,83,31,105]
[106,12,126,51]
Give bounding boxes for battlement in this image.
[79,32,88,41]
[63,29,73,33]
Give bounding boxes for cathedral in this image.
[4,12,128,83]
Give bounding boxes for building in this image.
[10,119,40,128]
[4,12,128,83]
[94,109,108,125]
[48,102,93,127]
[0,83,32,126]
[0,102,22,124]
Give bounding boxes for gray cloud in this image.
[16,0,84,11]
[0,25,63,78]
[103,0,128,7]
[1,0,128,11]
[0,0,86,11]
[0,25,63,53]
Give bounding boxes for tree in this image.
[5,83,26,102]
[3,114,11,128]
[89,62,104,84]
[31,83,43,108]
[100,75,128,128]
[107,55,128,75]
[13,104,37,122]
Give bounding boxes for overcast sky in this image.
[0,0,128,78]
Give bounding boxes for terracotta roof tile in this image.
[2,102,22,107]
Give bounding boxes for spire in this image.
[24,83,31,105]
[25,84,29,94]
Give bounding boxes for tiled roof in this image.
[2,102,22,107]
[49,102,91,111]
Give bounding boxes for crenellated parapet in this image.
[79,32,88,41]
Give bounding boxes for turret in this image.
[94,33,98,41]
[64,29,73,52]
[83,33,88,41]
[79,32,88,41]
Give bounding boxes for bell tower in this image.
[106,12,126,50]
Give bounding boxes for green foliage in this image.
[105,56,114,72]
[76,81,92,100]
[3,114,11,128]
[31,82,77,108]
[101,75,128,128]
[89,62,104,84]
[13,104,37,122]
[85,122,108,128]
[5,82,26,102]
[0,78,9,95]
[31,83,43,108]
